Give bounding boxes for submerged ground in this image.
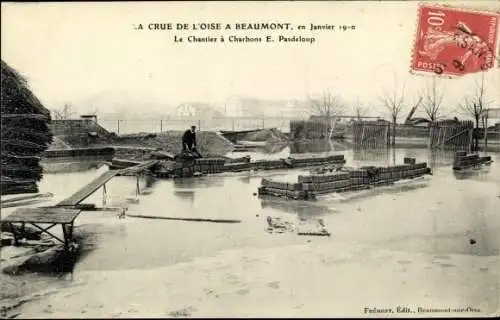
[1,147,499,318]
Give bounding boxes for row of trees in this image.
[54,74,493,137]
[309,73,493,141]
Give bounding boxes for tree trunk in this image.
[326,109,331,140]
[474,116,480,152]
[392,117,396,147]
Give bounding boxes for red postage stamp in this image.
[411,4,499,76]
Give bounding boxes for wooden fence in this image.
[351,120,476,151]
[428,120,474,151]
[352,121,390,147]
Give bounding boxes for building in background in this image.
[170,102,225,130]
[223,96,309,118]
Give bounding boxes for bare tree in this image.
[52,103,76,120]
[308,90,345,138]
[379,79,407,146]
[352,97,368,121]
[422,77,445,123]
[458,73,492,150]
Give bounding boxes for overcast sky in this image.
[1,1,499,117]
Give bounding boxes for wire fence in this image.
[96,116,308,134]
[89,116,500,152]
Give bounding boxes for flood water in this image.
[2,147,499,317]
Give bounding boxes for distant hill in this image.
[68,89,174,120]
[58,92,313,120]
[223,95,310,118]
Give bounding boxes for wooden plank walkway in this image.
[119,160,159,175]
[3,207,82,249]
[3,207,81,224]
[56,160,159,207]
[56,170,120,206]
[2,160,158,250]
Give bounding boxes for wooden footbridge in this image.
[56,160,159,207]
[2,160,159,250]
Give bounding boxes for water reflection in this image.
[238,175,252,184]
[352,147,391,164]
[260,198,333,219]
[350,147,470,170]
[425,149,456,169]
[172,176,225,188]
[289,139,350,154]
[452,167,492,181]
[173,190,196,202]
[30,148,500,274]
[41,160,106,174]
[144,175,157,189]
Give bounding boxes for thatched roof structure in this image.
[1,60,53,195]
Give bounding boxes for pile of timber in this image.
[232,154,346,173]
[172,158,226,177]
[1,60,53,195]
[258,157,432,200]
[152,154,347,178]
[452,151,492,171]
[109,152,347,178]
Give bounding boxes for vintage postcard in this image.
[1,0,499,318]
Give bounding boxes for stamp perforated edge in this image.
[409,2,500,79]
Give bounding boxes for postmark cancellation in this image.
[411,3,499,77]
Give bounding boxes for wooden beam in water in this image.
[125,213,241,223]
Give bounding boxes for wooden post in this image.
[436,126,442,149]
[102,184,108,206]
[136,175,140,196]
[361,126,366,147]
[484,115,488,153]
[428,126,434,149]
[385,124,390,146]
[117,120,120,134]
[198,119,201,131]
[441,126,448,149]
[160,119,163,132]
[468,129,473,153]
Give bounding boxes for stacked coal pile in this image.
[452,151,492,170]
[258,158,432,200]
[258,178,307,200]
[251,154,346,171]
[1,60,53,195]
[404,157,416,165]
[405,162,431,178]
[172,156,196,177]
[223,156,251,172]
[252,159,287,170]
[153,160,176,178]
[193,158,226,174]
[291,154,346,168]
[298,172,351,195]
[362,163,430,185]
[347,169,371,190]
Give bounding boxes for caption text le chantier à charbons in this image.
[135,22,356,44]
